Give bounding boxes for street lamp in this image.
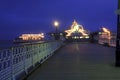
[54,21,59,33]
[53,21,60,40]
[115,0,120,66]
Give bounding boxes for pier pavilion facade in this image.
[65,20,90,42]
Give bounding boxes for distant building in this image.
[19,33,44,40]
[14,33,44,43]
[49,31,66,41]
[90,28,116,47]
[98,31,116,47]
[65,20,90,42]
[89,31,99,43]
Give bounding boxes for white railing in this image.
[0,40,63,80]
[98,38,116,47]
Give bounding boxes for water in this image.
[0,40,45,50]
[0,40,15,49]
[0,40,27,50]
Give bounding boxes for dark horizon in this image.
[0,0,118,40]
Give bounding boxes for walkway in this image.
[27,43,120,80]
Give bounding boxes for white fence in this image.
[0,41,63,80]
[98,38,116,47]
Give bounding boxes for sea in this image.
[0,40,46,50]
[0,40,16,50]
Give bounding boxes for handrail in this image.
[0,40,63,80]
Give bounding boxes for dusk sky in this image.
[0,0,118,40]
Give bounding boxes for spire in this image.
[73,19,77,24]
[72,19,78,27]
[74,19,76,22]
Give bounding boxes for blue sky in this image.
[0,0,118,40]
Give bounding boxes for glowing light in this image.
[19,33,44,40]
[80,36,83,38]
[60,33,63,36]
[54,21,59,27]
[99,27,111,45]
[65,20,89,37]
[85,36,89,39]
[99,32,102,34]
[74,36,77,39]
[102,27,111,39]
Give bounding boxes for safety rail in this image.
[0,40,63,80]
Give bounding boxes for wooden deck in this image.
[27,43,120,80]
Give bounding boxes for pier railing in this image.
[0,40,63,80]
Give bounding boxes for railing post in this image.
[24,45,28,74]
[0,40,63,80]
[32,44,35,67]
[11,48,15,80]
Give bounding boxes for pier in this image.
[26,42,120,80]
[0,0,120,80]
[0,41,63,80]
[0,40,119,80]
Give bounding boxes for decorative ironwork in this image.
[0,41,63,80]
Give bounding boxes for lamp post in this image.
[116,0,120,66]
[54,21,59,33]
[53,21,60,40]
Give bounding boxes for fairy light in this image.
[65,20,89,37]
